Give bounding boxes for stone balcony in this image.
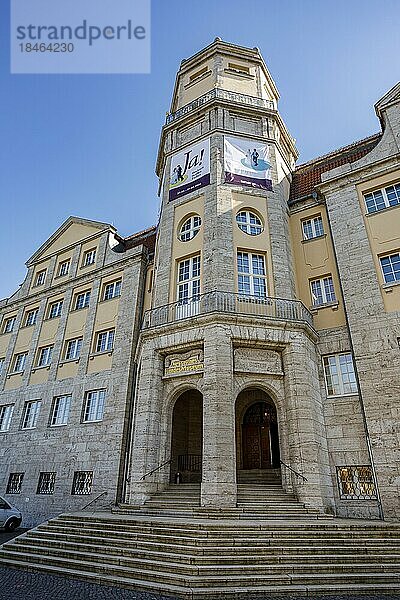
[142,291,313,329]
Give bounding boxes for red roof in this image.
[289,134,381,202]
[124,225,156,252]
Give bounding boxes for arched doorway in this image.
[236,389,280,471]
[170,389,203,483]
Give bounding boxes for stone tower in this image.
[128,39,333,512]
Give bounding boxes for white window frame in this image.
[95,330,114,353]
[0,358,4,374]
[65,338,82,361]
[48,300,63,319]
[236,211,263,236]
[50,395,71,426]
[3,316,16,334]
[12,352,27,373]
[82,389,105,423]
[301,215,324,240]
[37,345,53,368]
[74,290,91,310]
[379,252,400,284]
[364,182,400,214]
[103,280,122,301]
[83,248,96,267]
[35,269,46,286]
[0,405,14,432]
[179,216,202,242]
[310,276,336,306]
[24,308,38,327]
[237,251,268,298]
[57,260,70,277]
[22,400,41,429]
[323,353,358,397]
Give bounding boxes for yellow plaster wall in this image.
[77,239,100,274]
[219,57,259,97]
[29,366,50,386]
[0,332,12,356]
[30,260,51,291]
[178,61,215,107]
[53,249,73,284]
[4,373,24,390]
[357,170,400,312]
[289,204,346,330]
[40,223,104,259]
[87,353,112,374]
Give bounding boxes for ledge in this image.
[310,301,339,314]
[89,350,113,360]
[301,234,327,245]
[58,358,80,367]
[31,365,51,373]
[382,281,400,293]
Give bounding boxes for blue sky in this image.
[1,0,400,298]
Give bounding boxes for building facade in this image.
[1,40,399,526]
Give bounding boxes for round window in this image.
[179,215,202,242]
[236,210,263,236]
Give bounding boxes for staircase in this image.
[1,511,400,598]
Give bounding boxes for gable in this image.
[27,217,113,265]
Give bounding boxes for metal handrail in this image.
[80,490,108,510]
[280,460,307,482]
[143,291,313,330]
[140,459,172,481]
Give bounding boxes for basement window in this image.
[72,471,93,495]
[337,466,376,500]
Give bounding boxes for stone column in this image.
[128,339,164,505]
[201,323,236,507]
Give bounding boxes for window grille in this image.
[37,472,56,495]
[6,472,24,494]
[72,471,93,495]
[337,466,377,500]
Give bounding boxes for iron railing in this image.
[178,454,202,473]
[165,88,274,125]
[280,460,307,482]
[143,291,313,329]
[141,459,172,481]
[337,466,377,500]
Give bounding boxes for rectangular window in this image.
[35,269,46,286]
[0,405,14,432]
[37,345,53,368]
[65,338,82,361]
[302,215,324,240]
[323,353,358,396]
[95,329,114,353]
[380,252,400,284]
[0,358,4,373]
[74,290,91,310]
[12,352,27,373]
[24,308,38,327]
[83,389,105,423]
[337,466,377,500]
[310,276,336,306]
[177,255,201,305]
[103,280,122,301]
[228,62,250,75]
[57,260,70,277]
[6,472,24,494]
[83,248,96,267]
[237,251,268,298]
[364,182,400,213]
[37,472,56,495]
[50,395,71,426]
[22,400,41,429]
[2,316,16,334]
[72,471,93,495]
[48,300,63,319]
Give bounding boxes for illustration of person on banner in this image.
[224,135,272,191]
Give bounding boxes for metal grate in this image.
[37,472,56,495]
[337,466,377,500]
[71,471,93,495]
[6,472,24,494]
[178,454,202,472]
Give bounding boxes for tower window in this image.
[179,216,202,242]
[237,251,268,298]
[236,211,263,236]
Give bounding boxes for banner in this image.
[224,135,272,191]
[168,138,210,201]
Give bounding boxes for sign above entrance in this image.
[164,350,204,377]
[168,138,210,201]
[224,135,272,191]
[234,347,283,376]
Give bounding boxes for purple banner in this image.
[224,172,273,191]
[169,173,210,201]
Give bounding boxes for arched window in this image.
[236,210,263,236]
[179,215,202,242]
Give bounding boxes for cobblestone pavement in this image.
[0,567,399,600]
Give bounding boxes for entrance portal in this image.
[170,390,203,483]
[236,389,280,471]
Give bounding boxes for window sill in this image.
[326,392,359,399]
[0,331,14,336]
[301,234,326,244]
[59,358,80,367]
[31,365,51,373]
[382,281,400,293]
[7,371,24,378]
[54,274,69,281]
[89,350,113,360]
[44,316,61,322]
[49,423,67,428]
[21,324,36,329]
[365,204,400,217]
[70,306,89,313]
[80,263,96,270]
[224,68,254,79]
[82,419,103,424]
[99,296,121,304]
[310,301,339,313]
